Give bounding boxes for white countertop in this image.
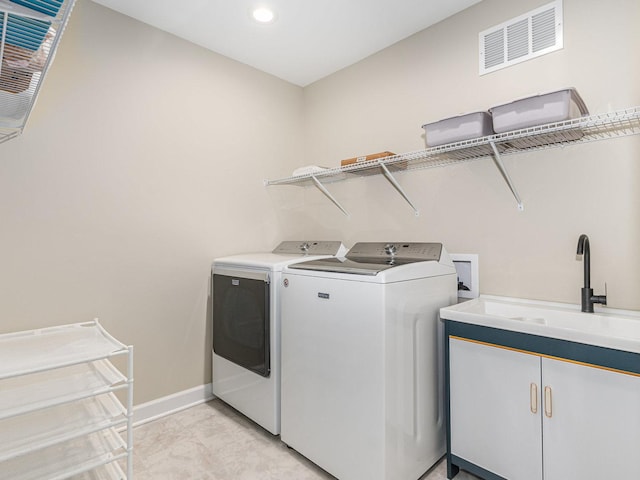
[441,295,640,354]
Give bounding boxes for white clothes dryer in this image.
[280,242,458,480]
[211,240,347,435]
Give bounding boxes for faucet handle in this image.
[593,282,607,307]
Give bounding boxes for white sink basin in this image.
[441,295,640,354]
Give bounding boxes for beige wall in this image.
[0,0,638,405]
[290,0,640,308]
[0,0,304,403]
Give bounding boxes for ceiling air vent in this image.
[479,0,563,75]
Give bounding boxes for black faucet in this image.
[576,234,607,313]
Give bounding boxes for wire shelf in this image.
[0,393,127,463]
[0,124,19,142]
[0,321,134,479]
[0,320,128,380]
[266,106,640,187]
[2,427,126,480]
[0,0,77,141]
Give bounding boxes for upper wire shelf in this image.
[0,320,128,380]
[0,0,77,144]
[266,106,640,187]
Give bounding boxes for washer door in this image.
[212,272,270,377]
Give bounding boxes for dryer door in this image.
[212,271,270,377]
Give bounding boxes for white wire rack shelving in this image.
[0,320,134,480]
[265,106,640,216]
[0,0,77,144]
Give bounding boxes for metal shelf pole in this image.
[311,175,350,217]
[489,141,524,211]
[126,345,134,480]
[379,161,420,216]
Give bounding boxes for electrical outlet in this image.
[450,254,479,299]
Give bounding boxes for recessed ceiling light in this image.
[252,7,275,24]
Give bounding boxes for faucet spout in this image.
[576,234,606,313]
[576,234,590,290]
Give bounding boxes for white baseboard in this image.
[132,383,214,427]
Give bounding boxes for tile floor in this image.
[127,399,480,480]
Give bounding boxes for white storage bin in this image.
[490,88,588,133]
[422,111,494,147]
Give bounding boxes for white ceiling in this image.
[91,0,482,86]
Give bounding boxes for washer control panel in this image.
[346,242,442,262]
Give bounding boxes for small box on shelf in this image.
[340,151,397,167]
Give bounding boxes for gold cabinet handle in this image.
[544,386,553,418]
[530,383,538,414]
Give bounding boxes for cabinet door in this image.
[542,358,640,480]
[449,338,543,480]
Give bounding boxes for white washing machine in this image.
[211,240,347,435]
[280,242,458,480]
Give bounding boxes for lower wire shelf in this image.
[0,393,127,463]
[0,360,126,421]
[3,428,126,480]
[0,321,134,479]
[69,462,127,480]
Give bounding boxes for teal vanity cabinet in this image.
[443,320,640,480]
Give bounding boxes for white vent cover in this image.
[479,0,563,75]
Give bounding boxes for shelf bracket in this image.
[489,141,524,211]
[378,161,420,216]
[310,175,350,217]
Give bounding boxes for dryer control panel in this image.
[272,240,347,256]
